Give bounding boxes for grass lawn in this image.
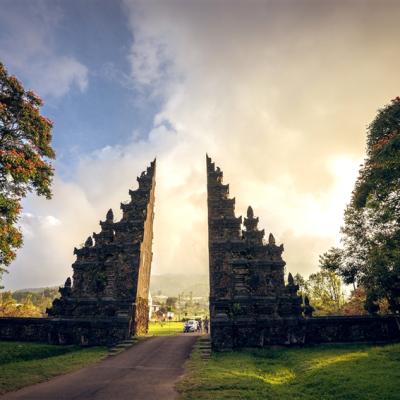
[148,321,184,336]
[0,341,107,395]
[178,343,400,400]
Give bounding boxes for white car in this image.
[184,320,198,332]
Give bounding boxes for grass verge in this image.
[178,342,400,400]
[0,341,107,395]
[148,321,184,336]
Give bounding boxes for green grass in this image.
[148,321,184,336]
[178,343,400,400]
[0,341,107,394]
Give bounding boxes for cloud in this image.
[27,57,88,98]
[119,0,400,277]
[0,0,88,98]
[4,0,400,289]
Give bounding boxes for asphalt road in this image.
[1,334,199,400]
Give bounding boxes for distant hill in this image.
[150,274,209,298]
[8,274,209,298]
[13,286,59,294]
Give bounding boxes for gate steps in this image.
[195,335,212,359]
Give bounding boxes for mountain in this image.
[150,274,209,298]
[13,286,59,294]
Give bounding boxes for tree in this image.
[293,271,345,315]
[0,291,41,317]
[319,247,342,273]
[342,287,390,316]
[0,62,55,281]
[166,296,178,310]
[341,287,368,316]
[306,270,345,315]
[339,204,370,289]
[293,273,308,297]
[12,287,59,315]
[330,97,400,313]
[319,245,363,290]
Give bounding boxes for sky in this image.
[1,0,400,290]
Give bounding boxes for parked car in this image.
[183,319,198,332]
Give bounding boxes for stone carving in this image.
[48,160,156,336]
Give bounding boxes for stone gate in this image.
[207,155,400,350]
[0,160,156,345]
[48,159,156,336]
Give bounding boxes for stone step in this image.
[196,336,212,360]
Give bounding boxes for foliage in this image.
[306,270,345,315]
[354,97,400,208]
[12,287,59,314]
[339,204,370,288]
[0,287,59,317]
[152,290,209,321]
[318,247,359,288]
[341,287,390,316]
[293,273,308,297]
[178,343,400,400]
[319,247,343,273]
[0,342,106,394]
[166,296,178,309]
[0,291,42,317]
[294,271,345,315]
[0,62,55,276]
[341,288,368,315]
[319,98,400,313]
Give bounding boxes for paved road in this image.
[1,335,199,400]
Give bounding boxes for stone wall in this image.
[3,313,398,349]
[211,315,400,350]
[305,315,400,344]
[0,316,130,346]
[0,317,50,343]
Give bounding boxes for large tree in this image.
[331,97,400,313]
[0,62,55,283]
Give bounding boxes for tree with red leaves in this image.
[0,62,55,284]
